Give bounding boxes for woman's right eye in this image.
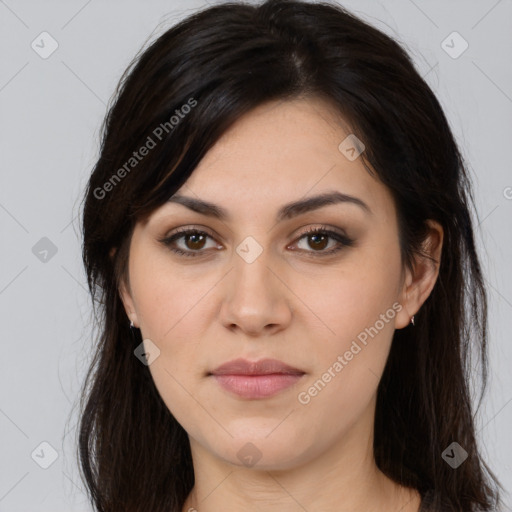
[159,228,220,258]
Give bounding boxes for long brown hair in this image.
[77,1,503,510]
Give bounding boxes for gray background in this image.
[1,0,511,510]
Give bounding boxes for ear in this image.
[110,247,140,329]
[395,220,444,329]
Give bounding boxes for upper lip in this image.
[210,358,305,376]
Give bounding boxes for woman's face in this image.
[119,97,441,471]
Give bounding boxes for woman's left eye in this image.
[158,226,355,258]
[292,227,355,255]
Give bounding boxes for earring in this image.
[129,320,139,343]
[410,315,415,326]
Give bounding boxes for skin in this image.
[118,96,443,512]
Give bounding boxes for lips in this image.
[209,358,305,376]
[209,358,305,399]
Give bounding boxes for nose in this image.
[218,248,293,337]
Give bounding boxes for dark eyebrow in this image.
[167,191,372,222]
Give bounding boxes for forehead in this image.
[163,97,396,224]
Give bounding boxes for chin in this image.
[210,431,310,471]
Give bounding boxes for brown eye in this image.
[159,228,219,257]
[291,226,355,256]
[183,232,207,251]
[304,232,330,251]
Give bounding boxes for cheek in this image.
[295,291,397,434]
[295,245,401,403]
[128,252,211,426]
[130,248,217,344]
[299,248,402,344]
[127,250,216,414]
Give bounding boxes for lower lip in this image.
[212,374,304,399]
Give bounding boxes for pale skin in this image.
[117,96,443,511]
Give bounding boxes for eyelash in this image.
[158,225,355,258]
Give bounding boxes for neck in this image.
[181,399,421,512]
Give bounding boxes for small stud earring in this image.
[129,319,139,342]
[410,315,415,326]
